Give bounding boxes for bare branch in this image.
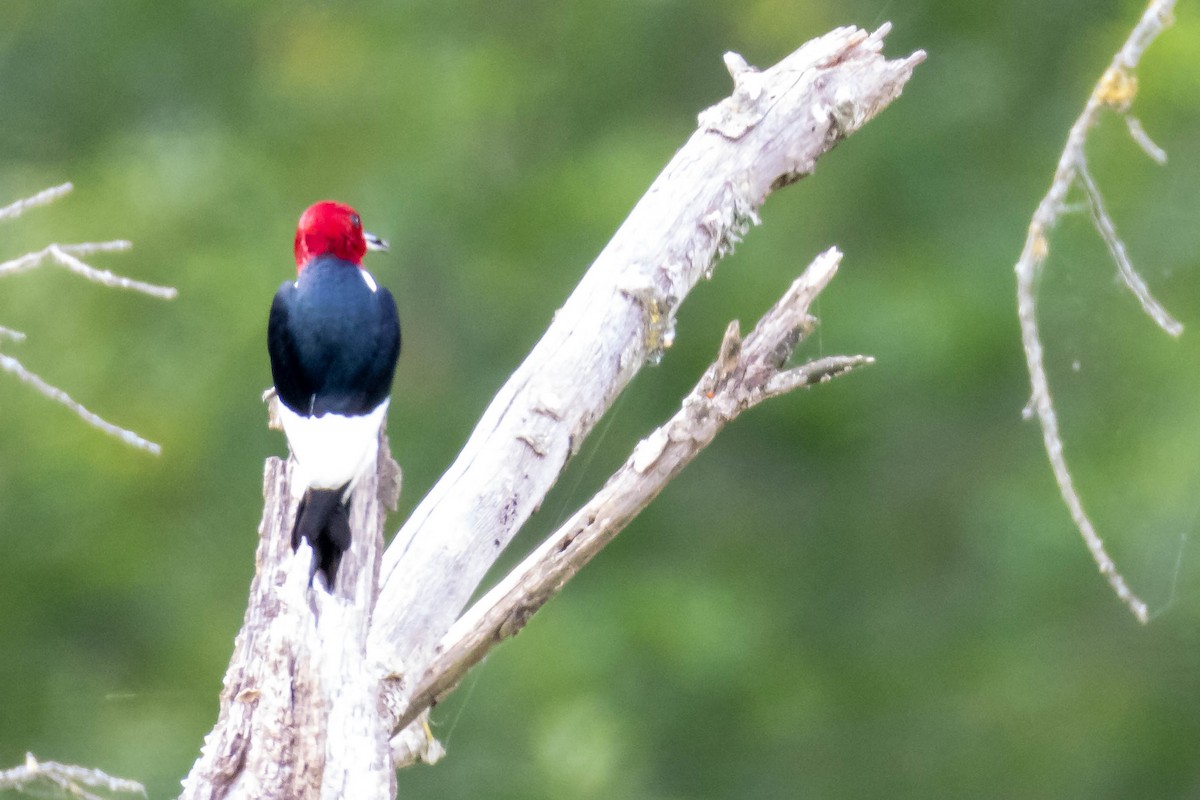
[0,352,163,455]
[1125,115,1168,165]
[765,353,873,395]
[367,28,925,744]
[0,752,145,799]
[1,184,177,455]
[1077,161,1181,336]
[1013,0,1178,623]
[394,248,871,730]
[0,182,73,222]
[0,241,177,299]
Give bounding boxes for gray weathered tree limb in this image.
[181,23,923,799]
[393,248,870,732]
[368,23,924,751]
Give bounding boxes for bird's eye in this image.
[350,213,362,229]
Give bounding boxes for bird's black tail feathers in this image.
[292,486,352,589]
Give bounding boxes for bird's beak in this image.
[365,232,390,253]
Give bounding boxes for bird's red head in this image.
[293,201,388,271]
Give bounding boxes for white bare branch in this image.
[1013,0,1178,623]
[1,183,177,455]
[1077,161,1180,335]
[1125,115,1168,165]
[0,241,176,299]
[0,181,73,222]
[0,352,163,455]
[0,752,145,799]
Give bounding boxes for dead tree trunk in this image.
[181,439,401,800]
[180,23,923,800]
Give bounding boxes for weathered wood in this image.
[368,24,924,748]
[393,249,870,731]
[179,435,399,800]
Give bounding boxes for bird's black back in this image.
[268,255,401,417]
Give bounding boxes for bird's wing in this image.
[268,281,314,414]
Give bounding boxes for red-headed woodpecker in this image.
[267,201,400,588]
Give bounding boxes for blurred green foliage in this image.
[2,1,1200,797]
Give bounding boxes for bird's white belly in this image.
[278,400,389,492]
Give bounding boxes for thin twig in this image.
[0,182,73,222]
[1,185,176,455]
[1076,160,1181,336]
[0,241,176,299]
[1126,115,1168,165]
[0,352,163,454]
[1013,0,1177,623]
[394,248,872,729]
[0,752,145,799]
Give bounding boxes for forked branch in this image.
[0,183,177,455]
[394,248,869,730]
[367,28,925,752]
[1013,0,1178,623]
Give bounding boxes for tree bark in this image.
[180,439,401,800]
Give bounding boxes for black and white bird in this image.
[267,201,400,588]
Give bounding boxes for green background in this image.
[3,1,1200,797]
